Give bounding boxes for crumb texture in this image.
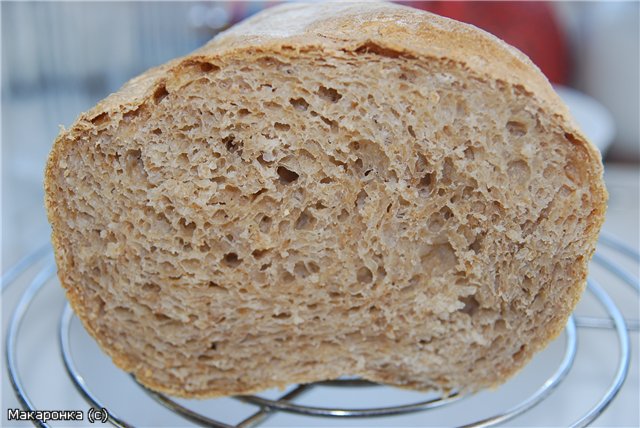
[45,2,606,398]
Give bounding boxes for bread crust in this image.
[45,2,607,398]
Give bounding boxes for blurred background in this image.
[1,2,638,427]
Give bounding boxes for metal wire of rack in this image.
[2,232,638,428]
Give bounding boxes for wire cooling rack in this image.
[2,231,638,428]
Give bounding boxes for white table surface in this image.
[1,163,638,427]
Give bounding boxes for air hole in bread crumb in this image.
[209,341,218,350]
[320,177,333,184]
[458,295,480,316]
[178,218,196,236]
[278,220,290,234]
[421,242,456,274]
[289,97,309,111]
[259,215,272,233]
[317,85,342,103]
[263,101,282,111]
[355,189,368,209]
[179,123,198,133]
[441,157,455,183]
[295,210,316,230]
[257,154,273,167]
[141,283,160,293]
[355,41,403,58]
[124,149,145,178]
[199,62,219,73]
[337,209,349,222]
[222,135,239,153]
[468,233,484,253]
[564,161,582,184]
[122,108,141,121]
[356,266,373,284]
[257,56,282,67]
[250,188,268,201]
[152,128,162,135]
[294,261,310,278]
[274,122,290,131]
[354,158,364,171]
[408,125,416,138]
[293,187,305,202]
[208,281,227,292]
[251,248,269,259]
[277,166,299,184]
[464,147,475,160]
[328,155,348,169]
[154,313,172,322]
[153,85,169,104]
[307,262,320,274]
[513,345,527,361]
[281,271,295,283]
[238,108,250,117]
[564,132,582,146]
[272,312,291,319]
[440,206,454,220]
[506,121,527,137]
[177,153,189,167]
[222,252,241,268]
[348,305,363,313]
[508,160,531,183]
[320,115,338,132]
[90,112,109,125]
[418,173,434,193]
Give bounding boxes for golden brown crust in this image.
[45,2,607,399]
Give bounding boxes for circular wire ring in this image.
[59,304,133,428]
[236,319,576,420]
[5,262,57,428]
[235,389,463,418]
[569,278,631,428]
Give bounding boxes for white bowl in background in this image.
[554,84,616,156]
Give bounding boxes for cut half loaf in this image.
[45,2,607,398]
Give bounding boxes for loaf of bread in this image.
[45,2,607,398]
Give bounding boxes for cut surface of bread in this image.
[45,2,607,398]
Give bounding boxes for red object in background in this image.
[402,1,570,84]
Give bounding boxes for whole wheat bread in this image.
[45,2,607,398]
